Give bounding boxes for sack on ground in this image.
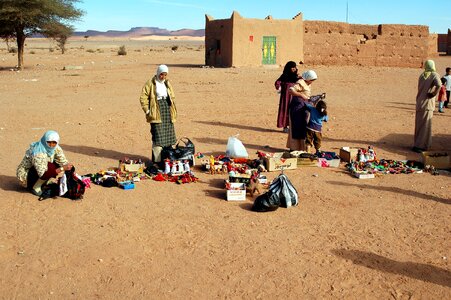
[251,191,280,212]
[251,173,298,211]
[64,167,86,200]
[269,174,298,207]
[226,135,248,158]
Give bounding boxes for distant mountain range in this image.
[72,27,205,37]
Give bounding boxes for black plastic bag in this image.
[251,191,280,212]
[251,173,299,212]
[161,137,195,161]
[38,183,59,201]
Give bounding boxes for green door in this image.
[262,36,276,65]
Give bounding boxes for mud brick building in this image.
[205,11,442,68]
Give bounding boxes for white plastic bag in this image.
[226,135,248,158]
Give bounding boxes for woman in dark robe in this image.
[275,61,299,132]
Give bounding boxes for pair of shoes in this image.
[438,110,444,113]
[411,147,424,153]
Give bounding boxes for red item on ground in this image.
[153,173,166,181]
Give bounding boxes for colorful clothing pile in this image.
[346,159,423,175]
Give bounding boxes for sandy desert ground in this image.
[0,37,450,299]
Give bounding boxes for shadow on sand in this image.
[0,174,27,192]
[332,249,451,288]
[324,133,450,157]
[327,180,450,205]
[60,144,149,162]
[195,120,281,134]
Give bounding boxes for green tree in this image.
[0,0,84,69]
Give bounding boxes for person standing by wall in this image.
[139,65,177,163]
[443,67,451,108]
[437,77,447,113]
[275,61,299,133]
[412,60,441,153]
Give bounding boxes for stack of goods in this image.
[256,151,297,171]
[153,172,199,184]
[88,158,151,189]
[347,159,423,179]
[200,155,266,175]
[317,151,340,168]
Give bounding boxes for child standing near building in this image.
[305,100,328,155]
[438,77,447,113]
[444,67,451,108]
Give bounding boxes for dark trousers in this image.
[306,129,323,151]
[26,162,59,190]
[445,91,450,108]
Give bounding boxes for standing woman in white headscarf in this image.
[139,64,177,162]
[16,130,73,196]
[412,60,441,153]
[286,70,318,151]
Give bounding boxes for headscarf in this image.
[302,70,318,81]
[277,61,298,83]
[156,64,169,82]
[422,60,435,80]
[30,130,60,157]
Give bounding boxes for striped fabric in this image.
[150,98,176,147]
[268,174,298,207]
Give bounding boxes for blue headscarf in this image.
[30,130,60,157]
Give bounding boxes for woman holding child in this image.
[286,70,318,151]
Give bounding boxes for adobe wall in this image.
[205,16,233,67]
[304,21,431,68]
[437,34,447,53]
[428,34,438,57]
[231,12,303,67]
[448,29,451,55]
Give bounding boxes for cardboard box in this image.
[119,162,145,173]
[290,151,318,167]
[226,182,246,201]
[318,158,340,168]
[421,151,450,169]
[229,174,251,186]
[339,147,360,162]
[353,172,375,179]
[264,152,298,172]
[297,156,318,167]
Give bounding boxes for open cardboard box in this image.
[290,151,318,167]
[226,182,246,201]
[421,151,450,169]
[263,152,297,171]
[339,147,360,162]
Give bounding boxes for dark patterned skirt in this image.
[150,98,176,147]
[289,97,308,139]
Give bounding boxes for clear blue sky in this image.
[75,0,450,34]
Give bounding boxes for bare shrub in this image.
[118,45,127,56]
